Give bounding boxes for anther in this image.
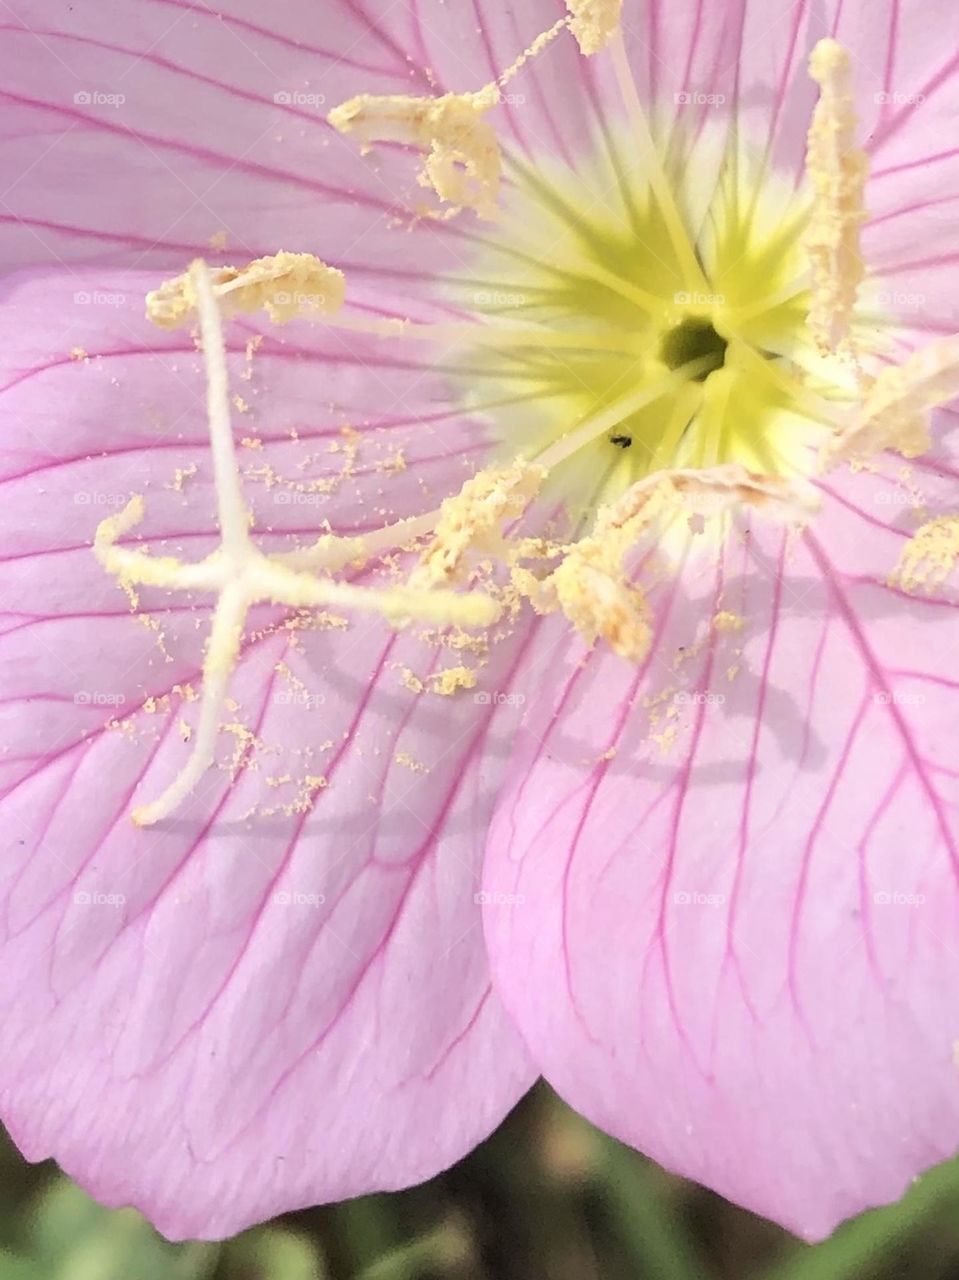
[146,252,345,329]
[804,39,869,355]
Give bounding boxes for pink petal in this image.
[482,423,959,1240]
[0,269,534,1238]
[0,1,476,289]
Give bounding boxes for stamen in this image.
[520,465,818,661]
[566,0,623,55]
[892,515,959,595]
[146,252,345,329]
[412,458,546,588]
[543,537,653,662]
[329,91,502,219]
[95,260,500,826]
[825,335,959,465]
[328,19,569,221]
[804,39,869,355]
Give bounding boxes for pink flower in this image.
[2,0,959,1244]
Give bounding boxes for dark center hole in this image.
[659,317,727,381]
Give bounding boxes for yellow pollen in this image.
[412,458,546,588]
[547,541,652,663]
[145,252,345,329]
[804,39,869,355]
[328,19,569,221]
[430,666,478,696]
[329,91,502,220]
[566,0,623,55]
[827,335,959,465]
[892,516,959,594]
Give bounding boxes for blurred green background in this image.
[1,1082,957,1279]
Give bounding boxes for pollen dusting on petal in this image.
[891,515,959,594]
[329,91,501,219]
[712,611,744,631]
[430,665,478,696]
[413,459,546,588]
[146,252,345,329]
[566,0,623,55]
[826,337,959,465]
[804,39,869,355]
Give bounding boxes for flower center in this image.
[450,126,840,513]
[660,318,729,381]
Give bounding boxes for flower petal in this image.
[0,1,474,288]
[482,426,959,1239]
[0,268,535,1238]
